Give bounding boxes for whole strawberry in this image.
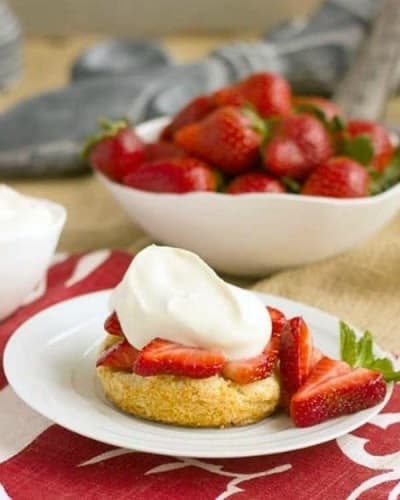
[83,119,145,182]
[302,157,369,198]
[263,114,334,179]
[144,141,186,162]
[226,172,285,194]
[293,96,342,121]
[175,106,265,174]
[161,95,216,140]
[123,157,218,194]
[213,72,292,117]
[345,120,394,171]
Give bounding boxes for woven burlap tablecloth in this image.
[1,35,400,353]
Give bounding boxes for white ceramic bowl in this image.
[0,197,66,320]
[98,117,400,277]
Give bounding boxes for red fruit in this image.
[144,141,186,162]
[96,339,139,371]
[291,356,386,427]
[302,157,369,198]
[161,95,216,140]
[214,72,292,117]
[310,347,324,368]
[293,96,342,121]
[175,106,264,174]
[226,172,285,194]
[279,317,313,399]
[263,114,334,179]
[104,312,124,336]
[123,157,218,193]
[133,338,226,378]
[267,306,287,335]
[346,120,394,171]
[222,327,281,384]
[84,119,145,182]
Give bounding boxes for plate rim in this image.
[3,289,393,458]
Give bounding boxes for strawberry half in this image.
[291,356,386,427]
[222,328,281,384]
[96,339,139,371]
[279,317,313,400]
[133,338,226,378]
[104,312,124,336]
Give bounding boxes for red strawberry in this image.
[293,96,343,121]
[346,120,394,171]
[104,312,124,336]
[267,306,287,334]
[301,156,369,198]
[123,157,218,193]
[175,106,265,174]
[222,328,281,384]
[263,114,334,179]
[161,95,216,140]
[96,339,139,371]
[83,119,145,182]
[144,141,186,162]
[279,317,313,399]
[226,172,285,194]
[213,72,292,117]
[133,338,226,378]
[291,356,386,427]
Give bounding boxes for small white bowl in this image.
[98,117,400,277]
[0,197,66,320]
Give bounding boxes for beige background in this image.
[9,0,321,36]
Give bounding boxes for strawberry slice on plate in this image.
[267,306,287,334]
[291,356,386,427]
[279,316,313,400]
[133,338,226,378]
[96,339,139,371]
[104,312,124,336]
[222,327,281,384]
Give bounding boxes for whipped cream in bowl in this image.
[0,185,66,319]
[111,245,271,360]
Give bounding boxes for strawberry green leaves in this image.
[342,135,374,166]
[340,321,400,382]
[369,147,400,195]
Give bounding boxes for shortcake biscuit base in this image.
[97,336,280,428]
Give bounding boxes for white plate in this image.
[4,290,392,458]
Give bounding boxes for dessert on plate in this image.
[96,245,282,427]
[96,245,397,429]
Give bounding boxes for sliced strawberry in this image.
[96,339,139,371]
[279,317,313,399]
[311,347,324,369]
[133,338,226,378]
[291,357,386,427]
[222,327,281,384]
[267,306,287,335]
[104,312,124,336]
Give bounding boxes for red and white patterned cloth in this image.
[0,251,399,500]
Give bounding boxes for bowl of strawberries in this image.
[86,72,400,276]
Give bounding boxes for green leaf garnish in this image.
[340,321,400,382]
[342,135,374,166]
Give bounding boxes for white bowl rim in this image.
[100,115,400,207]
[0,195,67,242]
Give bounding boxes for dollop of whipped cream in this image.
[111,245,271,360]
[0,185,54,238]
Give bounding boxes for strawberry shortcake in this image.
[96,245,282,427]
